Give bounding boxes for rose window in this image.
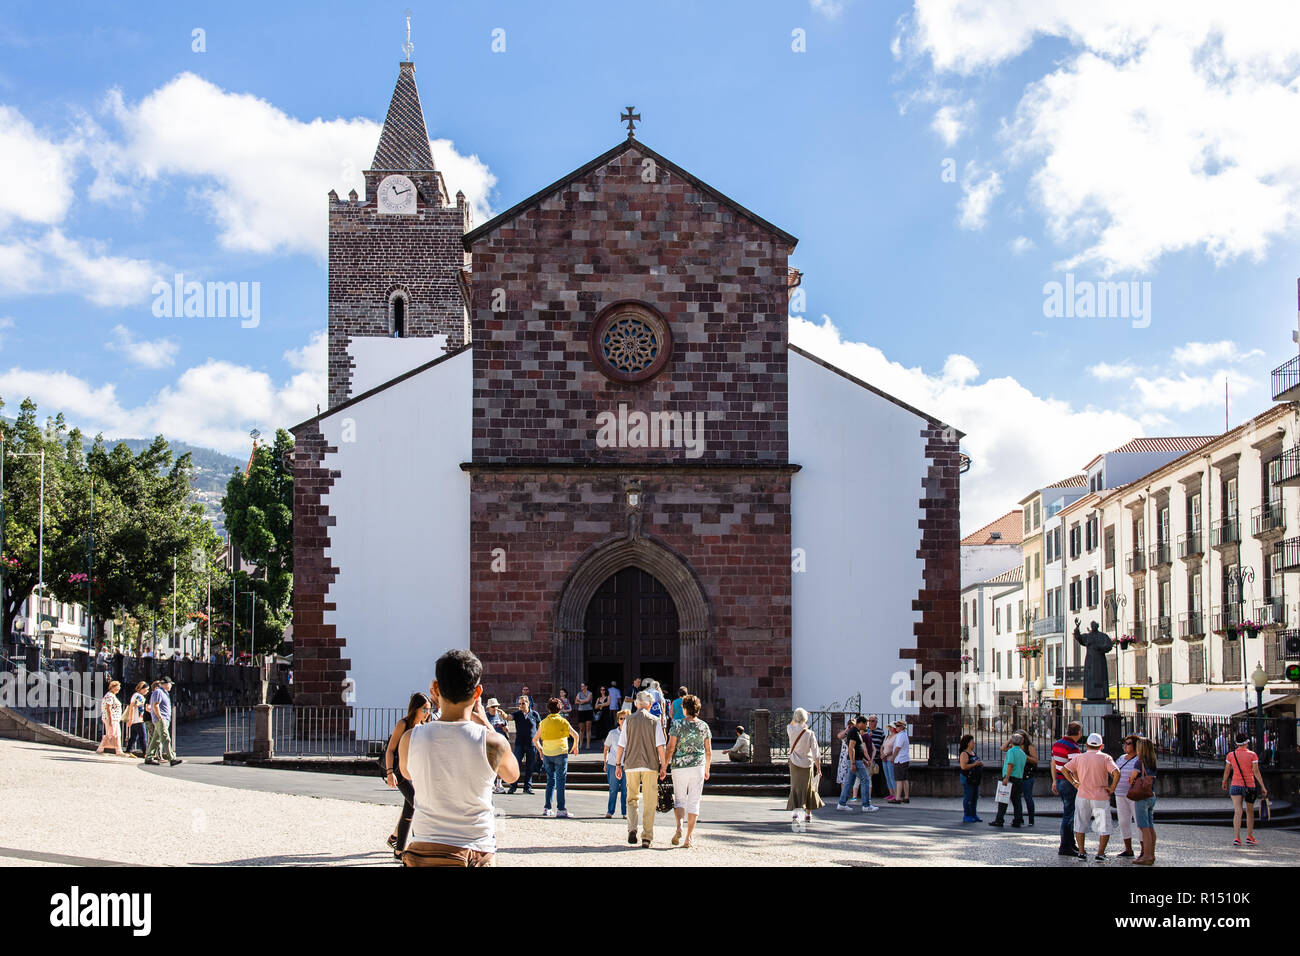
[589,303,672,383]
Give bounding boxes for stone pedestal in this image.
[253,704,274,759]
[1080,701,1113,720]
[753,709,771,765]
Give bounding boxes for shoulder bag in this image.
[1230,751,1258,802]
[1127,759,1154,802]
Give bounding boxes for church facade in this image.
[290,61,963,723]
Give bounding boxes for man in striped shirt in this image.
[1050,722,1083,856]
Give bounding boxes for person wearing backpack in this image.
[1222,733,1268,847]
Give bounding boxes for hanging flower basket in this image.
[1241,619,1260,639]
[1225,626,1239,641]
[960,654,973,664]
[1118,634,1139,648]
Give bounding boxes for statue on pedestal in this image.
[1073,618,1114,702]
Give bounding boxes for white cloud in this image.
[0,229,159,306]
[810,0,846,18]
[105,324,179,369]
[1172,340,1265,366]
[1132,370,1255,413]
[789,313,1142,532]
[900,2,1300,274]
[93,73,497,259]
[1088,361,1138,381]
[930,101,974,146]
[1009,235,1035,255]
[958,163,1001,229]
[0,105,81,227]
[0,330,325,454]
[282,329,326,372]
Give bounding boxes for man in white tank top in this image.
[399,649,519,866]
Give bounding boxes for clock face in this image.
[377,174,417,215]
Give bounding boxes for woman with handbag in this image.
[665,695,712,847]
[1113,735,1143,857]
[96,680,131,757]
[958,734,983,822]
[1001,729,1037,825]
[1222,733,1268,847]
[1128,737,1158,865]
[787,708,825,823]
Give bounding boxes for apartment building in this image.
[1079,406,1299,718]
[1020,478,1090,702]
[961,564,1025,715]
[960,510,1023,585]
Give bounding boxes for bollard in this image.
[253,703,274,759]
[1102,713,1122,756]
[928,711,950,767]
[754,709,771,765]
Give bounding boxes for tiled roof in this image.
[1108,436,1218,456]
[371,62,436,172]
[984,565,1024,584]
[1045,474,1088,488]
[961,510,1024,546]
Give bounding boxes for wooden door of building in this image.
[583,567,680,697]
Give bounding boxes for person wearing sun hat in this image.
[890,720,912,803]
[1061,732,1120,861]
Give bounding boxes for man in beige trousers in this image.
[615,691,667,848]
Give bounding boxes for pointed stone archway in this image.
[553,535,713,713]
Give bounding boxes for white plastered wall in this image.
[317,348,471,709]
[789,350,932,714]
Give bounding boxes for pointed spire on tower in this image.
[370,61,436,172]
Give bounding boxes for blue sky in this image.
[2,0,1299,531]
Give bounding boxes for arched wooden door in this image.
[583,567,680,695]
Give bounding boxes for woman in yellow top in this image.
[533,697,579,818]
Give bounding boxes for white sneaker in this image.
[557,810,571,819]
[542,808,555,817]
[862,805,880,813]
[836,804,852,812]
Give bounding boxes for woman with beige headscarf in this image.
[786,708,824,822]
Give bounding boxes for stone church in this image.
[290,59,963,723]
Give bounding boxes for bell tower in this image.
[326,57,471,408]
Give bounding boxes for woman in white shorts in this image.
[665,694,712,848]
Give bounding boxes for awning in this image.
[1153,689,1291,717]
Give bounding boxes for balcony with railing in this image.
[1148,616,1173,644]
[1211,516,1241,549]
[1178,611,1205,639]
[1251,500,1285,538]
[1178,531,1204,560]
[1276,446,1300,487]
[1274,536,1300,572]
[1212,605,1242,633]
[961,625,970,641]
[1032,615,1064,638]
[1271,353,1300,402]
[1125,548,1146,574]
[1253,597,1286,629]
[1147,540,1172,568]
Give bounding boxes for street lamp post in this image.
[1251,663,1268,755]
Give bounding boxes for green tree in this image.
[0,398,89,650]
[85,436,206,654]
[222,428,294,654]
